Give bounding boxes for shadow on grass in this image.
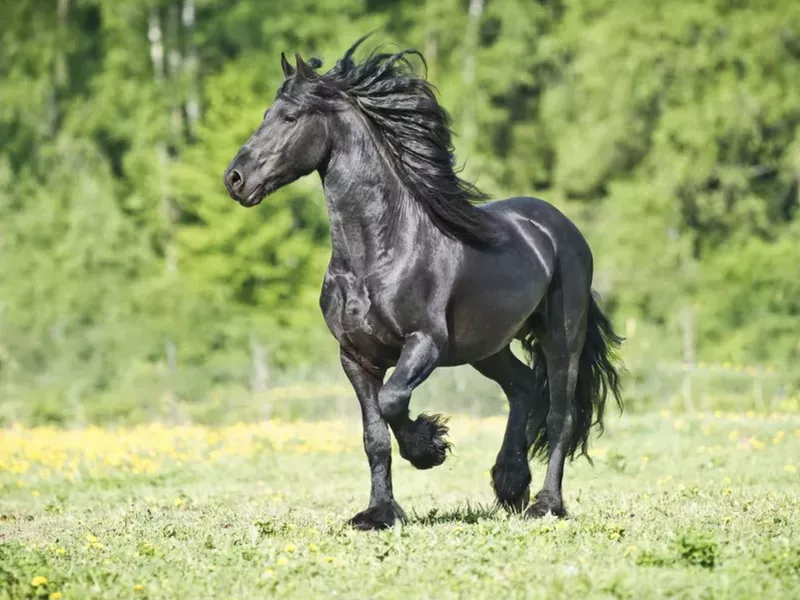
[409,501,501,526]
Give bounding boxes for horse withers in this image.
[224,35,624,531]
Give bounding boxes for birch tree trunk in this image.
[182,0,200,140]
[149,7,180,421]
[461,0,485,151]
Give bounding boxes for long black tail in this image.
[522,291,624,462]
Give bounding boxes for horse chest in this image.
[319,271,401,360]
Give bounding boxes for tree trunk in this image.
[250,336,272,420]
[149,7,180,420]
[461,0,485,151]
[182,0,200,140]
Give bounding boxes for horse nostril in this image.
[227,169,244,192]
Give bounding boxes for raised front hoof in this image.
[398,413,451,470]
[524,490,567,519]
[348,503,406,531]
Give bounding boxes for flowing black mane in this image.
[281,36,501,248]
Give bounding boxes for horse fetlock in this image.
[525,489,566,519]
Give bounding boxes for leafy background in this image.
[1,0,799,424]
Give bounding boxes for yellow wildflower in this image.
[277,557,289,566]
[133,584,145,592]
[784,465,797,473]
[31,576,48,587]
[284,543,295,553]
[308,543,319,553]
[49,593,63,600]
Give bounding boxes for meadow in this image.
[1,410,799,599]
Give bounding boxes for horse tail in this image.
[522,291,624,462]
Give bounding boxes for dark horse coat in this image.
[224,35,624,530]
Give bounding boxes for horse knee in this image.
[378,384,409,421]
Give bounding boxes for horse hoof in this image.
[398,413,451,470]
[491,458,532,513]
[348,502,406,531]
[505,486,530,514]
[524,490,566,519]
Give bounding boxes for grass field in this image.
[2,411,799,599]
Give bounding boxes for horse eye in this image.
[283,114,297,124]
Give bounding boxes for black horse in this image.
[224,36,623,530]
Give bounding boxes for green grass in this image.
[2,412,799,599]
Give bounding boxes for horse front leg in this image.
[379,331,451,470]
[340,349,404,530]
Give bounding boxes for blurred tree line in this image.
[1,0,799,423]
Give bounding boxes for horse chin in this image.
[239,195,265,208]
[240,182,272,207]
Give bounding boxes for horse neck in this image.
[319,111,439,274]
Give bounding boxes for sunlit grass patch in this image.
[1,413,799,599]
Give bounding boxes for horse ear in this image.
[294,52,317,81]
[280,52,295,79]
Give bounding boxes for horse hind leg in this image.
[472,346,536,513]
[527,346,581,518]
[525,273,623,518]
[521,270,587,518]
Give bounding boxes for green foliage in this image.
[675,530,719,569]
[1,0,799,422]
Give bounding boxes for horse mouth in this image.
[240,182,270,207]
